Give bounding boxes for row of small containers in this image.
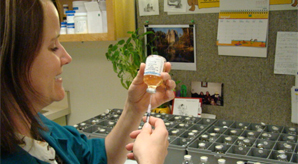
[74,109,298,164]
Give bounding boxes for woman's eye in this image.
[51,47,58,51]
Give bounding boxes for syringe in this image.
[145,94,152,123]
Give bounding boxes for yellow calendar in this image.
[216,0,269,47]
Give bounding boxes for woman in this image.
[0,0,176,163]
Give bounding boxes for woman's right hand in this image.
[125,117,169,164]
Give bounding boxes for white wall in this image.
[61,40,127,125]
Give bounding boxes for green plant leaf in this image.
[118,39,125,45]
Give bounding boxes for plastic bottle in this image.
[143,55,166,93]
[60,22,67,34]
[182,155,193,164]
[199,156,209,164]
[66,10,75,24]
[98,0,107,32]
[74,12,88,33]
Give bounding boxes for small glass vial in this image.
[174,116,181,123]
[283,143,293,152]
[165,122,171,128]
[214,127,221,133]
[271,126,280,133]
[224,136,233,145]
[98,128,106,134]
[188,132,195,140]
[171,130,178,137]
[230,129,237,136]
[247,131,255,139]
[143,55,166,93]
[257,142,264,149]
[277,154,288,162]
[288,127,297,135]
[237,136,245,147]
[217,158,226,164]
[191,129,199,135]
[286,135,295,143]
[200,156,209,164]
[209,133,218,142]
[200,134,209,142]
[107,121,115,128]
[182,155,193,164]
[178,123,185,129]
[79,122,87,130]
[215,144,224,154]
[184,117,191,127]
[243,138,251,147]
[198,142,207,149]
[260,132,270,140]
[73,124,79,130]
[112,114,119,121]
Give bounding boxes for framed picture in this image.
[138,0,159,16]
[144,24,196,71]
[172,97,202,117]
[201,82,208,87]
[191,81,224,106]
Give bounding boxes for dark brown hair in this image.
[0,0,59,153]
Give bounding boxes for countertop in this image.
[42,91,70,120]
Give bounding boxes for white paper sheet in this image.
[274,31,298,75]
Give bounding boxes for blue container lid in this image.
[61,22,67,25]
[65,10,75,14]
[73,7,79,10]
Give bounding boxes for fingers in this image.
[164,62,171,73]
[126,143,134,151]
[130,130,142,139]
[126,152,135,160]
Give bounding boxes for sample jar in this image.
[66,10,75,24]
[143,55,166,93]
[63,4,69,17]
[74,12,88,34]
[67,23,75,34]
[60,22,67,34]
[72,1,87,13]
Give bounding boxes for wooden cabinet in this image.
[57,0,115,42]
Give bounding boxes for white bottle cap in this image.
[200,156,208,162]
[146,88,156,93]
[184,155,191,160]
[218,158,226,164]
[236,161,245,164]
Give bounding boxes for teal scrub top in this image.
[1,113,107,164]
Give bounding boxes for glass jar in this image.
[237,136,245,147]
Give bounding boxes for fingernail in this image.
[143,123,151,129]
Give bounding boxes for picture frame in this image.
[172,97,202,117]
[191,81,224,106]
[144,24,196,71]
[201,82,208,87]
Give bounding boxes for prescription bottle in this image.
[66,10,75,24]
[143,55,166,93]
[74,12,88,34]
[67,23,75,34]
[60,22,67,34]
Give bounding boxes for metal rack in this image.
[73,109,298,164]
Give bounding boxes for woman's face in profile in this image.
[29,0,72,109]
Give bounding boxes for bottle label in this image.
[144,55,165,76]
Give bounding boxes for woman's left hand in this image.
[126,62,176,115]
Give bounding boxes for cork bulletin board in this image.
[136,0,298,127]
